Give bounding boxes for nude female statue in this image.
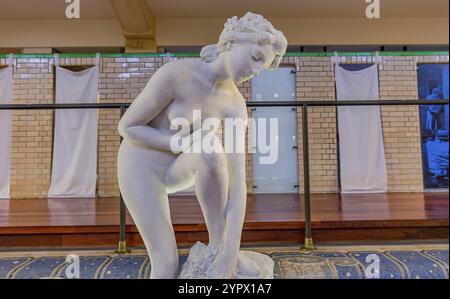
[117,12,287,279]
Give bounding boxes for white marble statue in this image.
[117,12,287,279]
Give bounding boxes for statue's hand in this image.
[171,128,222,154]
[169,133,195,154]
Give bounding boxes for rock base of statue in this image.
[178,241,274,279]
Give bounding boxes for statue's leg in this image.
[165,141,229,245]
[118,159,178,279]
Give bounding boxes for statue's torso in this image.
[149,60,248,134]
[120,59,248,174]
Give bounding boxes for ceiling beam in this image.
[110,0,156,52]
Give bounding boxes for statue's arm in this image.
[223,127,248,258]
[118,66,174,151]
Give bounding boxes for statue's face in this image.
[225,42,278,84]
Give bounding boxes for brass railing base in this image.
[115,241,131,254]
[301,238,316,251]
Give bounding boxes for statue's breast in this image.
[167,102,196,124]
[166,96,225,125]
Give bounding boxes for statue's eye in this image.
[252,54,261,62]
[251,51,264,62]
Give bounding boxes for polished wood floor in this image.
[0,192,448,248]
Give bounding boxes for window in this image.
[418,64,449,189]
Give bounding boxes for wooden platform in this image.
[0,192,448,248]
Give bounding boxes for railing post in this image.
[116,106,130,254]
[301,103,315,250]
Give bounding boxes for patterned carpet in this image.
[0,245,448,279]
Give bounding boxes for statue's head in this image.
[200,12,288,84]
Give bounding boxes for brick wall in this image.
[10,58,53,198]
[293,56,338,193]
[97,56,164,196]
[1,53,448,198]
[378,56,423,192]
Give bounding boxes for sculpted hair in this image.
[200,12,288,70]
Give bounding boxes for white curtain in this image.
[335,64,388,193]
[0,66,13,199]
[48,66,99,198]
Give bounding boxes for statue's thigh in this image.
[119,159,170,214]
[165,134,227,193]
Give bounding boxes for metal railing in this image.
[0,99,448,251]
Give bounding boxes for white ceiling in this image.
[0,0,448,20]
[148,0,450,18]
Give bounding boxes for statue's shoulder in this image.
[148,59,197,87]
[158,58,202,77]
[154,59,204,88]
